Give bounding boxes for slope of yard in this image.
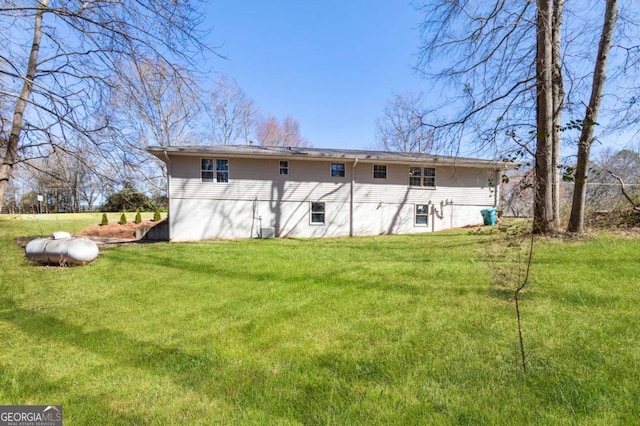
[0,214,639,424]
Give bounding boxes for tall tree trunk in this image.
[551,0,565,229]
[0,0,49,213]
[533,0,556,234]
[567,0,618,233]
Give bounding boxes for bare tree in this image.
[376,93,435,153]
[551,0,565,228]
[533,0,557,234]
[414,0,552,230]
[413,0,638,234]
[608,171,640,212]
[24,147,99,212]
[0,1,208,212]
[586,148,640,212]
[112,57,201,148]
[255,116,281,147]
[568,0,619,233]
[255,115,308,147]
[205,74,256,146]
[108,56,202,194]
[414,1,537,153]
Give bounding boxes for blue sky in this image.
[203,1,430,150]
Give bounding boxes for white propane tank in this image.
[25,233,99,266]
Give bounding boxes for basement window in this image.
[415,204,429,226]
[311,202,325,224]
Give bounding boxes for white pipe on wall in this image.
[350,158,358,237]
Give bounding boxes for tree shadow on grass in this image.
[0,298,369,424]
[0,299,258,421]
[0,363,148,424]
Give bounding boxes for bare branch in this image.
[608,170,640,210]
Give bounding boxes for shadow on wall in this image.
[270,177,285,238]
[269,181,347,238]
[139,219,170,241]
[388,187,412,235]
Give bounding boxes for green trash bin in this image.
[480,208,497,226]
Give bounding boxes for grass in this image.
[1,214,639,424]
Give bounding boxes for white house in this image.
[148,145,517,241]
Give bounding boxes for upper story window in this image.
[409,167,436,188]
[202,158,229,183]
[201,158,214,182]
[279,160,289,175]
[424,167,436,187]
[373,164,387,179]
[331,163,346,178]
[216,159,229,183]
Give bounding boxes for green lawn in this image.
[1,214,639,424]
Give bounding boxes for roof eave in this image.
[146,146,518,170]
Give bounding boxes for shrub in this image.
[118,213,127,225]
[153,208,161,222]
[134,210,142,224]
[100,213,108,226]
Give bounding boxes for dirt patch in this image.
[77,219,159,240]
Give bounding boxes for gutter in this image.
[146,146,519,171]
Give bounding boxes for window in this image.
[373,164,387,179]
[415,204,429,226]
[424,167,436,187]
[409,167,436,188]
[409,167,422,187]
[216,159,229,183]
[311,202,325,224]
[331,162,346,177]
[279,160,289,175]
[202,158,229,183]
[201,158,214,182]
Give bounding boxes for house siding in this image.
[170,156,352,203]
[165,155,499,241]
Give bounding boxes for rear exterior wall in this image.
[167,155,499,241]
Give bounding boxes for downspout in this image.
[431,203,435,233]
[494,169,501,208]
[433,201,445,232]
[163,150,172,241]
[350,159,358,237]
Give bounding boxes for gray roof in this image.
[147,145,518,170]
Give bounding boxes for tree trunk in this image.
[533,0,556,234]
[0,0,49,213]
[567,0,618,233]
[551,0,565,229]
